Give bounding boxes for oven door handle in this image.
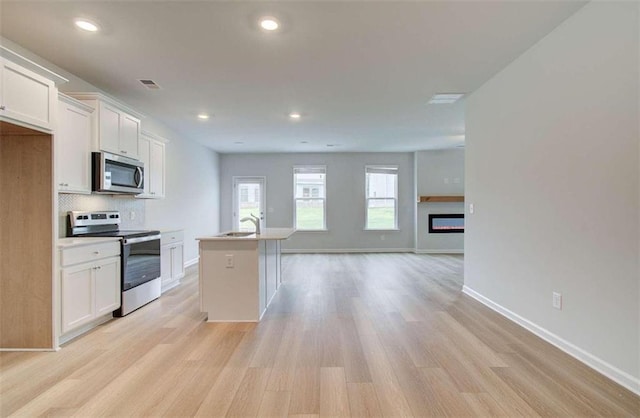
[123,234,161,245]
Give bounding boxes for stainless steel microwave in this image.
[92,152,144,194]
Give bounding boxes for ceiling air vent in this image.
[139,79,161,90]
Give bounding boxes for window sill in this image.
[296,229,329,233]
[364,228,400,232]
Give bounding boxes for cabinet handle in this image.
[121,150,128,154]
[0,105,5,111]
[93,251,100,255]
[59,183,64,186]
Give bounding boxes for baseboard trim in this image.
[57,314,114,346]
[184,257,199,268]
[462,285,640,396]
[0,348,57,352]
[413,249,464,254]
[281,248,414,254]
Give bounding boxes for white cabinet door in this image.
[0,58,55,132]
[98,102,120,154]
[138,134,151,197]
[94,257,121,316]
[120,114,140,159]
[57,96,92,194]
[61,264,94,334]
[137,133,165,199]
[160,231,184,293]
[161,244,172,286]
[171,243,185,280]
[149,140,165,197]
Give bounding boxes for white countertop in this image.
[159,228,183,234]
[57,237,121,248]
[197,228,296,241]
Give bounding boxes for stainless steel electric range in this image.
[67,210,161,316]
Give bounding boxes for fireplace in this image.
[428,214,464,233]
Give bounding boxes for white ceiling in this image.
[1,1,585,153]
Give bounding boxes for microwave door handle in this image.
[135,167,143,188]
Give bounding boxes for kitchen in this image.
[1,1,640,416]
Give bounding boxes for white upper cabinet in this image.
[137,131,166,199]
[57,94,93,194]
[0,57,58,132]
[120,114,140,157]
[98,101,121,153]
[69,93,143,160]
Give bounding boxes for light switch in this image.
[469,203,474,214]
[225,255,234,268]
[553,292,562,310]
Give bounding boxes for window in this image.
[294,166,326,230]
[365,166,398,230]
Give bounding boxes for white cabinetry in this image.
[69,93,142,159]
[137,131,166,199]
[57,94,93,193]
[0,52,63,132]
[59,240,121,337]
[161,230,184,292]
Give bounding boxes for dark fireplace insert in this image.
[429,214,464,233]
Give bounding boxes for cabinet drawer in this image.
[61,241,120,267]
[161,230,183,246]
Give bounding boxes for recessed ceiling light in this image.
[428,93,465,105]
[197,113,210,120]
[260,17,280,31]
[326,144,341,148]
[74,18,99,32]
[289,112,301,119]
[300,141,309,144]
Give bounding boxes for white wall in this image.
[220,153,414,252]
[415,149,464,253]
[465,1,639,393]
[3,37,221,264]
[145,136,219,264]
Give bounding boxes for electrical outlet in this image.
[469,203,474,214]
[380,235,386,241]
[553,292,562,310]
[129,211,136,220]
[225,254,234,268]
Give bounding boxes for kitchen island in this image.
[197,228,295,322]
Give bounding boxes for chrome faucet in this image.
[240,213,261,234]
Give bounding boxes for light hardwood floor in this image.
[1,253,639,417]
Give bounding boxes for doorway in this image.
[232,177,266,232]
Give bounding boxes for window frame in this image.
[293,165,327,231]
[364,165,399,231]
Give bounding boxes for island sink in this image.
[217,231,255,237]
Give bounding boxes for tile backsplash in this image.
[58,194,145,237]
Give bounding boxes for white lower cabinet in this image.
[59,240,121,336]
[161,230,185,293]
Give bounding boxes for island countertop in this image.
[197,227,296,241]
